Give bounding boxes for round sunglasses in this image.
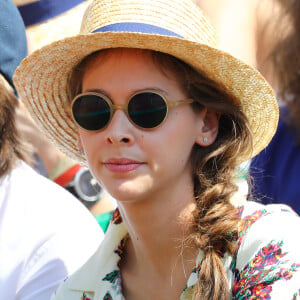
[71,90,194,131]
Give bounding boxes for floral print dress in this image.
[51,201,300,300]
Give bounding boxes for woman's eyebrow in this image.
[135,87,169,96]
[82,88,109,96]
[82,87,169,97]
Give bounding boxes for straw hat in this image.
[13,0,279,166]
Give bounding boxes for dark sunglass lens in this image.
[128,93,167,128]
[72,95,110,130]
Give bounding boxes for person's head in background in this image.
[16,0,90,54]
[11,0,93,175]
[0,0,31,177]
[14,0,116,225]
[11,0,90,175]
[262,0,300,139]
[194,0,300,139]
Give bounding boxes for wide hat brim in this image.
[14,31,278,166]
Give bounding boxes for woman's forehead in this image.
[84,48,153,67]
[80,48,187,99]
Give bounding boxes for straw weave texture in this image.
[81,0,216,46]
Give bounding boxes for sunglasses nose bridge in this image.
[109,103,132,127]
[111,103,129,114]
[112,103,127,111]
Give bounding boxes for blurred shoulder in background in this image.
[14,0,117,230]
[0,1,104,299]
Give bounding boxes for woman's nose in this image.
[104,109,135,145]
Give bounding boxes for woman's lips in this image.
[103,158,144,173]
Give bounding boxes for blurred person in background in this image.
[0,1,103,298]
[14,0,116,231]
[250,0,300,212]
[196,0,300,215]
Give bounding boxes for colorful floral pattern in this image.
[80,292,91,300]
[293,289,300,299]
[237,209,270,242]
[230,209,270,272]
[114,235,128,259]
[102,270,122,295]
[99,206,300,299]
[101,232,128,296]
[232,240,300,299]
[97,205,300,299]
[103,291,113,300]
[111,208,122,225]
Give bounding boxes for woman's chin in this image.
[102,176,153,200]
[110,189,146,203]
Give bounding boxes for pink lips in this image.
[103,158,143,173]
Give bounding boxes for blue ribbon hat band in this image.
[92,22,183,38]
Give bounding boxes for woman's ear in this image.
[195,108,220,146]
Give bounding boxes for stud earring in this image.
[203,137,208,143]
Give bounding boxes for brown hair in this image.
[152,52,252,299]
[68,49,253,300]
[0,75,31,177]
[268,0,300,140]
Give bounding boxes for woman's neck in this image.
[118,188,197,279]
[118,192,197,299]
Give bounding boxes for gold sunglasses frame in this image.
[71,90,194,131]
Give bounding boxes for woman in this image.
[14,0,300,299]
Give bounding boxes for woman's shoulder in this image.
[239,200,297,217]
[50,211,128,300]
[237,200,299,245]
[230,201,300,298]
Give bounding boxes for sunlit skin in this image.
[77,48,219,299]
